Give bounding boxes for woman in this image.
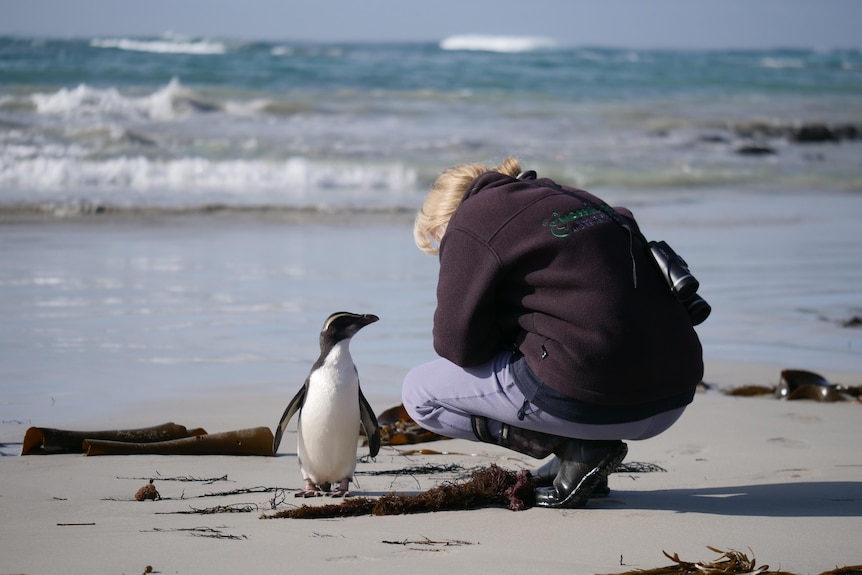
[402,157,704,508]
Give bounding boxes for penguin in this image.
[273,312,381,497]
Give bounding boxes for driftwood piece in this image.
[82,427,275,456]
[21,422,202,455]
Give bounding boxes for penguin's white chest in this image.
[297,343,362,483]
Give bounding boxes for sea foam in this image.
[28,79,201,121]
[439,34,557,53]
[90,36,226,55]
[0,154,418,207]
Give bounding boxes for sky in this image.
[2,0,861,51]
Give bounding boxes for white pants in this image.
[402,351,687,442]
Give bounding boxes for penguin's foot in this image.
[295,478,325,498]
[330,478,351,498]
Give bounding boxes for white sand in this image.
[2,359,860,575]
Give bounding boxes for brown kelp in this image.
[607,547,860,575]
[263,464,534,519]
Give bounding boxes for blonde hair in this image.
[413,157,522,255]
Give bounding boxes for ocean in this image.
[1,35,861,443]
[2,34,861,211]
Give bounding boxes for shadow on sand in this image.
[608,481,862,517]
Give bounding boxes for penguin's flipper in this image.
[273,382,307,453]
[358,388,380,458]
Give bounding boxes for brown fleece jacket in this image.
[433,172,703,413]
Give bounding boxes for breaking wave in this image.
[90,35,227,55]
[0,154,420,210]
[439,34,557,53]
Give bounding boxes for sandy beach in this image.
[2,187,861,574]
[1,360,860,575]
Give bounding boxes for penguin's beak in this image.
[360,314,379,326]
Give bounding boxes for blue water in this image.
[2,34,861,212]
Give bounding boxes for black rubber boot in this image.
[533,439,627,508]
[471,416,626,508]
[532,456,611,498]
[471,415,556,458]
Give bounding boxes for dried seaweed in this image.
[370,404,448,446]
[606,547,862,575]
[721,369,861,402]
[107,484,288,503]
[165,503,260,514]
[263,464,534,519]
[617,461,667,473]
[193,486,282,499]
[143,526,246,540]
[83,426,273,456]
[21,422,200,455]
[155,488,289,514]
[135,480,161,501]
[119,473,229,484]
[382,537,475,548]
[724,385,776,397]
[390,448,471,456]
[355,463,466,476]
[608,547,780,575]
[57,522,96,526]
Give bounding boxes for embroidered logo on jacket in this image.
[542,206,612,238]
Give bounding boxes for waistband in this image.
[510,353,695,425]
